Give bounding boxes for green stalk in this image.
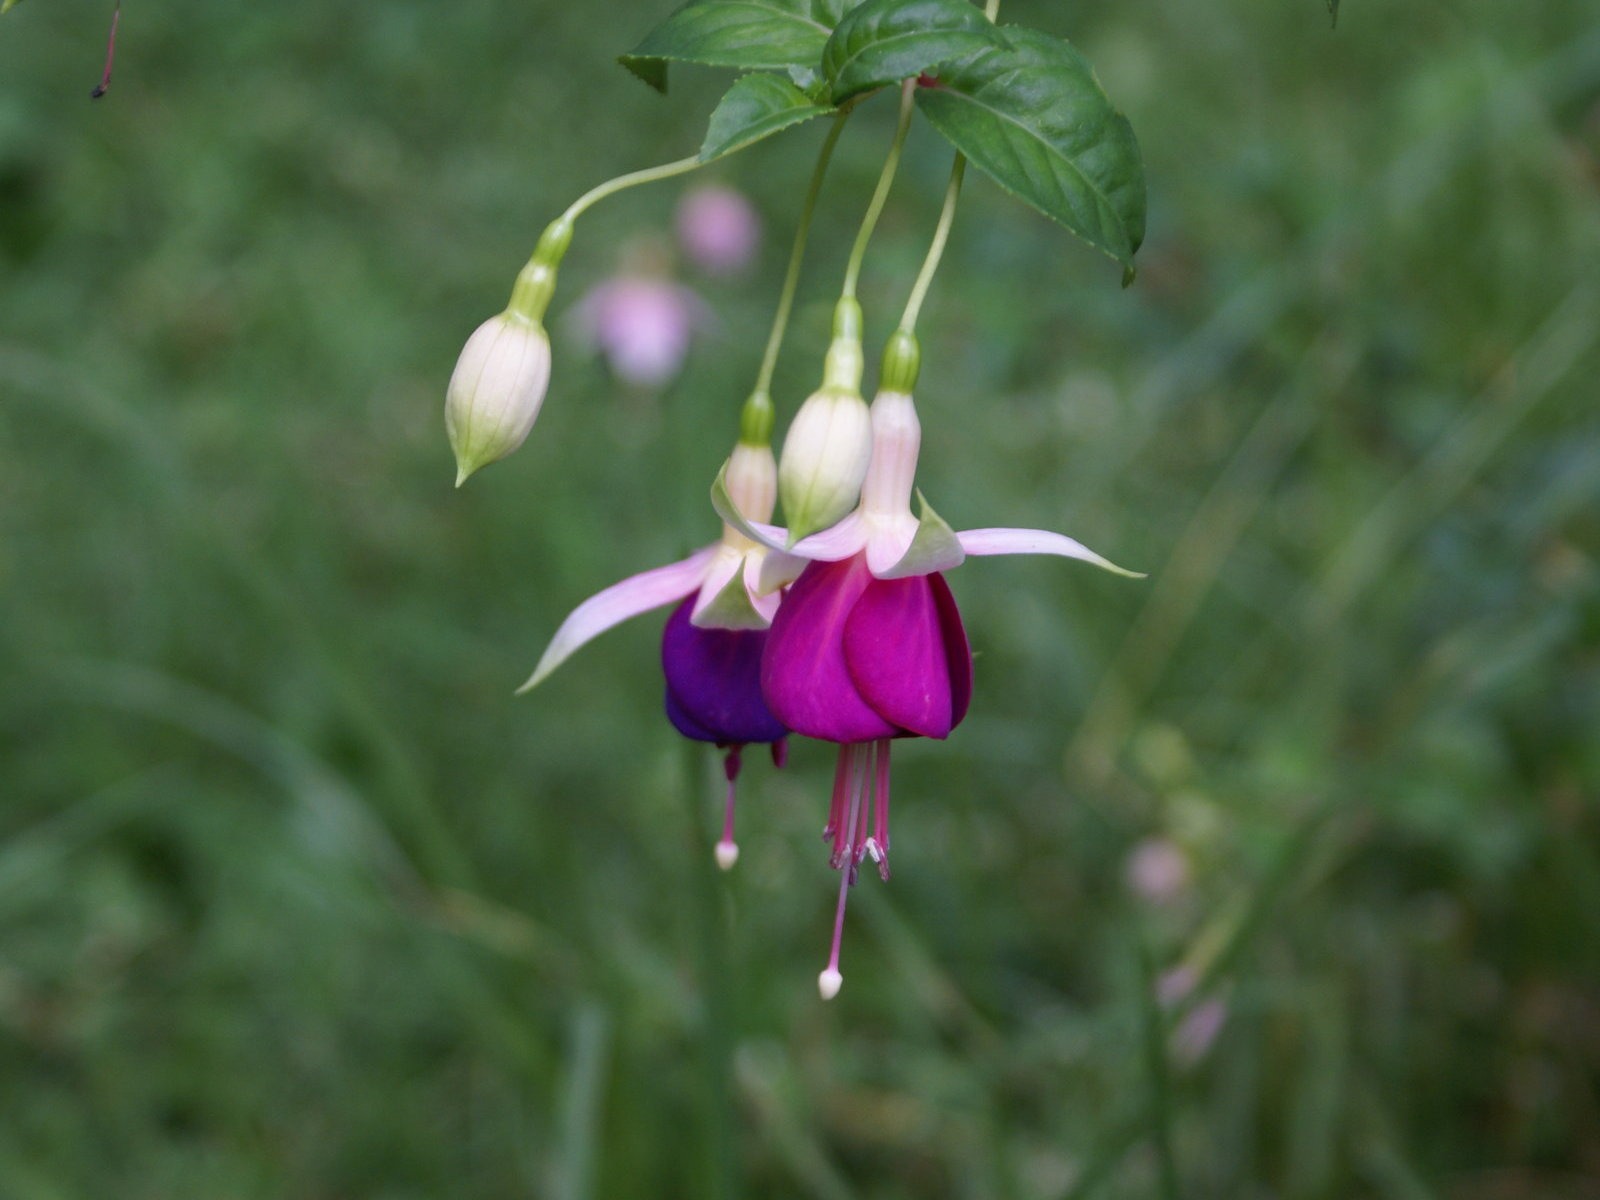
[561,154,704,223]
[751,109,854,403]
[840,79,917,302]
[896,154,966,335]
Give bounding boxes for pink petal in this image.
[517,545,715,692]
[843,575,953,739]
[760,556,897,743]
[929,572,972,731]
[957,527,1144,577]
[743,553,781,623]
[790,511,866,560]
[711,466,868,561]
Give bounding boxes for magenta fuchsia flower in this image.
[715,388,1140,998]
[520,443,789,868]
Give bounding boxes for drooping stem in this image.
[840,80,917,302]
[560,154,705,224]
[751,109,854,401]
[897,154,967,334]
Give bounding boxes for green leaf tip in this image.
[699,74,833,163]
[915,26,1147,274]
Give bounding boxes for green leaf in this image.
[1,0,27,14]
[691,560,770,629]
[915,27,1146,272]
[699,74,834,163]
[821,0,1009,104]
[622,0,867,92]
[876,491,965,579]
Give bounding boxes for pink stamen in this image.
[823,745,851,848]
[851,745,872,871]
[815,739,898,999]
[820,743,869,1000]
[871,738,891,880]
[90,0,121,100]
[771,738,788,769]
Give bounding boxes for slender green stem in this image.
[840,79,916,301]
[985,0,1001,18]
[561,154,704,224]
[753,109,853,399]
[683,743,738,1200]
[897,154,966,333]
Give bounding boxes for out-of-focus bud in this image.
[676,184,761,277]
[778,298,871,543]
[445,312,551,487]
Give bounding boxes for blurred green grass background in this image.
[2,0,1599,1196]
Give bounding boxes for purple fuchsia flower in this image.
[519,441,789,868]
[714,362,1141,998]
[676,184,762,278]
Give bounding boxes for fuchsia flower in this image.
[520,443,788,868]
[570,240,713,390]
[676,184,762,277]
[715,387,1140,998]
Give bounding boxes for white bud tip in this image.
[818,968,843,1001]
[715,841,740,871]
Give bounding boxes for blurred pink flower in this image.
[1157,965,1229,1065]
[1125,836,1191,906]
[676,185,761,277]
[570,275,711,390]
[1173,998,1228,1065]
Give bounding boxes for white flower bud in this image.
[725,442,777,526]
[445,312,551,486]
[778,386,872,543]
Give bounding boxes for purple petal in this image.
[518,546,715,693]
[929,572,972,731]
[842,575,952,739]
[760,556,897,744]
[662,597,788,745]
[664,685,720,742]
[957,527,1144,577]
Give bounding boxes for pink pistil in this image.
[715,748,742,871]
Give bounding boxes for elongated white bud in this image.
[445,312,551,486]
[725,441,777,526]
[778,386,872,543]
